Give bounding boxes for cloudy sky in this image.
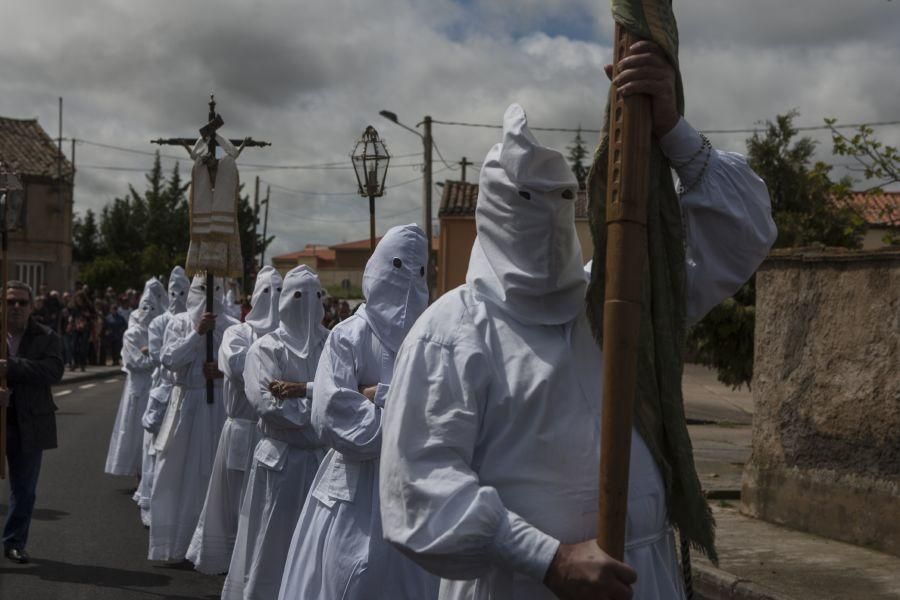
[4,0,899,260]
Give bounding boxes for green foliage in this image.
[827,118,900,245]
[567,127,589,190]
[73,152,271,293]
[687,111,864,389]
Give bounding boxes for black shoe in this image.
[4,547,30,564]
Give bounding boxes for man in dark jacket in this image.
[0,280,64,563]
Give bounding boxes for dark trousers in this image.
[2,419,44,551]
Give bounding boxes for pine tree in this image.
[567,127,589,190]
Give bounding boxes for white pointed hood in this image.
[466,103,585,326]
[245,266,282,336]
[186,274,230,326]
[358,223,429,353]
[130,278,167,328]
[167,266,190,314]
[277,265,329,359]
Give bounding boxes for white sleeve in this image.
[244,341,313,429]
[121,327,153,371]
[312,329,382,462]
[219,325,250,387]
[380,336,559,583]
[147,316,166,368]
[659,118,777,325]
[160,316,202,370]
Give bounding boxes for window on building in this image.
[16,262,44,292]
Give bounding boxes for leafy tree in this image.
[567,127,589,190]
[687,111,864,389]
[827,118,900,245]
[72,209,100,263]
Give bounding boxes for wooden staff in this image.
[596,23,653,560]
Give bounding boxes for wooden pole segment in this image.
[596,23,654,560]
[0,227,8,479]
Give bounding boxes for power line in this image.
[264,166,450,198]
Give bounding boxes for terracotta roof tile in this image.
[838,191,900,227]
[438,180,589,219]
[0,117,73,179]
[273,244,336,262]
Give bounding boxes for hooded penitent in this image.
[244,266,282,336]
[186,274,228,325]
[466,104,585,326]
[278,265,329,358]
[358,224,429,353]
[131,278,168,329]
[168,266,191,314]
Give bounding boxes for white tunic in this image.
[148,306,235,561]
[186,322,260,574]
[278,226,438,600]
[104,325,155,476]
[380,111,776,600]
[222,330,326,599]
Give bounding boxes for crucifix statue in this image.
[152,95,270,403]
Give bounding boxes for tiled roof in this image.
[0,117,73,179]
[839,191,900,227]
[273,244,336,262]
[331,236,439,251]
[438,180,589,219]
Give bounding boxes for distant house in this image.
[437,179,592,296]
[0,116,74,292]
[839,191,900,249]
[273,236,438,294]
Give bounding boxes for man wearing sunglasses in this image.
[0,281,65,564]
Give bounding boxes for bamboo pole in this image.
[596,23,653,560]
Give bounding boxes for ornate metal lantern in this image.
[351,126,391,250]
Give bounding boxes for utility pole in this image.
[459,156,472,183]
[57,98,63,210]
[260,185,270,266]
[423,115,434,298]
[252,175,260,275]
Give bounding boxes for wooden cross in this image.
[151,94,270,404]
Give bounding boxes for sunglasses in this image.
[6,299,30,307]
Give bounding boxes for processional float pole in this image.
[596,22,654,560]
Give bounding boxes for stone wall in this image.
[742,248,900,556]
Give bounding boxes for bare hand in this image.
[358,385,378,402]
[202,361,223,381]
[197,312,216,335]
[0,359,6,379]
[543,541,637,600]
[605,40,678,139]
[140,346,149,355]
[0,387,8,408]
[268,380,307,399]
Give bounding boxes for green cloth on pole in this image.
[586,0,717,563]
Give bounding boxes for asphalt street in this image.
[0,375,224,600]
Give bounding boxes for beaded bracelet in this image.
[677,142,712,195]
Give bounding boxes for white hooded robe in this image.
[105,277,168,477]
[277,225,439,600]
[380,105,777,600]
[188,266,283,575]
[222,265,329,600]
[148,275,238,561]
[135,266,191,525]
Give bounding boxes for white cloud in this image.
[2,0,898,260]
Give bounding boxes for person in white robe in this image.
[104,277,168,479]
[188,266,282,574]
[277,224,439,600]
[135,266,190,526]
[148,275,238,561]
[222,265,329,600]
[379,101,776,599]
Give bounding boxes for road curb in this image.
[56,370,124,387]
[695,562,794,600]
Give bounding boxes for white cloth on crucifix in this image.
[186,135,243,278]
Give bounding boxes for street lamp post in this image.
[0,161,24,480]
[378,110,434,298]
[351,126,391,252]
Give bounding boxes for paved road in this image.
[1,376,224,600]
